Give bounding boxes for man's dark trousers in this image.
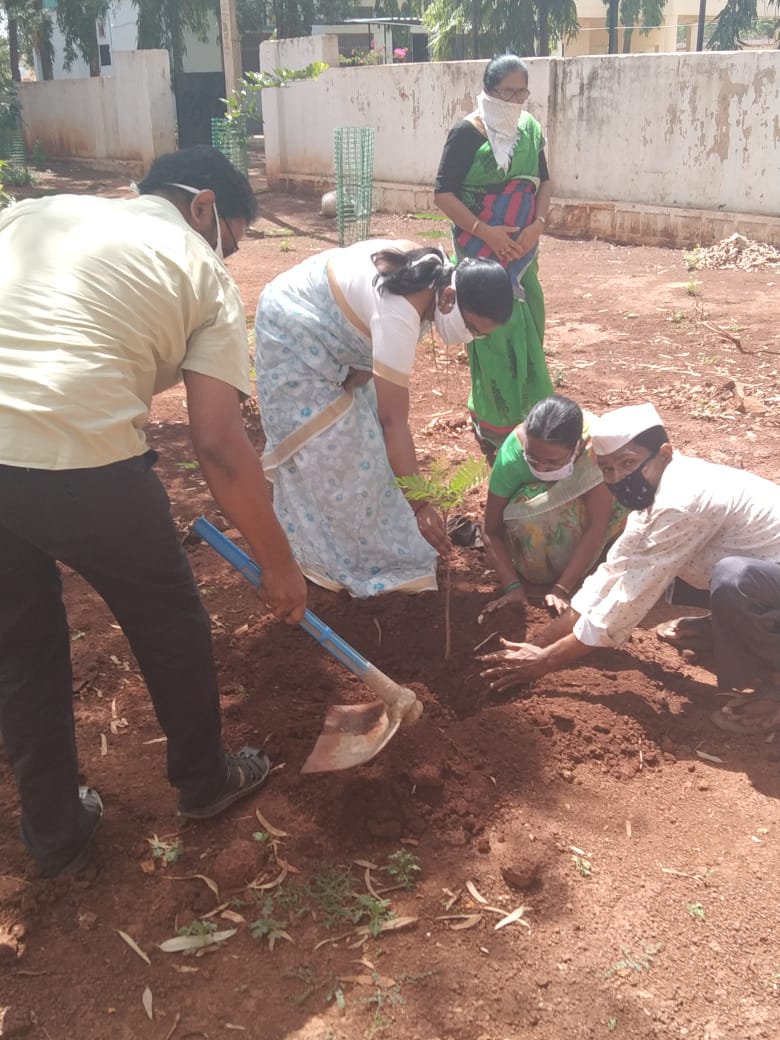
[0,453,229,875]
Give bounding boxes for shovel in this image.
[192,518,423,773]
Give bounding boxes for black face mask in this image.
[606,449,660,510]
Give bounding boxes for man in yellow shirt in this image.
[0,146,306,877]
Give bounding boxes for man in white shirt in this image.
[0,146,306,877]
[481,403,780,735]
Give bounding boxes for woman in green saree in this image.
[434,54,554,463]
[481,396,627,618]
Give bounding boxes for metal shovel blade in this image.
[301,700,402,773]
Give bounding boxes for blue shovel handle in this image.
[192,517,371,679]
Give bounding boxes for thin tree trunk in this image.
[8,7,21,82]
[537,0,550,56]
[444,562,451,660]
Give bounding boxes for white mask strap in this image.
[163,182,223,261]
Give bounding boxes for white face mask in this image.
[523,447,577,482]
[476,90,524,173]
[165,182,223,260]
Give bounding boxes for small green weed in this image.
[413,211,445,221]
[553,366,567,388]
[572,854,592,877]
[669,310,685,325]
[607,1016,618,1032]
[325,981,346,1013]
[252,829,271,845]
[279,237,291,253]
[385,849,421,889]
[354,894,393,937]
[147,834,183,865]
[684,246,704,271]
[177,918,216,937]
[308,864,393,933]
[273,879,313,921]
[361,972,435,1039]
[687,901,706,921]
[686,276,700,296]
[604,941,663,977]
[284,965,319,1006]
[1,163,34,187]
[249,897,290,949]
[176,460,199,471]
[308,864,354,927]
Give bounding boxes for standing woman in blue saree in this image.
[435,54,554,463]
[254,241,513,597]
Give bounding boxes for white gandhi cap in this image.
[590,403,665,456]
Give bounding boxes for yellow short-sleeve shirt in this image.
[0,193,251,470]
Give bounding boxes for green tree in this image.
[604,0,667,51]
[236,0,272,32]
[707,0,779,49]
[133,0,216,75]
[55,0,110,76]
[2,0,54,80]
[423,0,577,60]
[270,0,348,39]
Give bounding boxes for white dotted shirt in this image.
[571,453,780,647]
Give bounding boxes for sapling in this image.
[397,456,488,658]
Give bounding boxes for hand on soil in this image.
[544,590,570,616]
[482,587,529,616]
[258,558,308,624]
[480,638,548,691]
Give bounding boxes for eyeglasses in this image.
[523,449,574,470]
[221,219,239,258]
[492,86,530,103]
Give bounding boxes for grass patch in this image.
[604,942,663,977]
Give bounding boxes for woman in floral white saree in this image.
[254,240,513,597]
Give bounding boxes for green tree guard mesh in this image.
[0,129,26,169]
[334,127,375,247]
[211,117,248,176]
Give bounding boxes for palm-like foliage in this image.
[707,0,779,49]
[423,0,578,59]
[2,0,55,80]
[55,0,110,75]
[133,0,215,75]
[600,0,668,52]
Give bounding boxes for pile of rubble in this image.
[693,233,780,272]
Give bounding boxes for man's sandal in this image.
[711,691,780,736]
[179,748,271,820]
[656,614,713,652]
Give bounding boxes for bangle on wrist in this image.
[469,217,481,235]
[552,582,571,596]
[504,580,524,594]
